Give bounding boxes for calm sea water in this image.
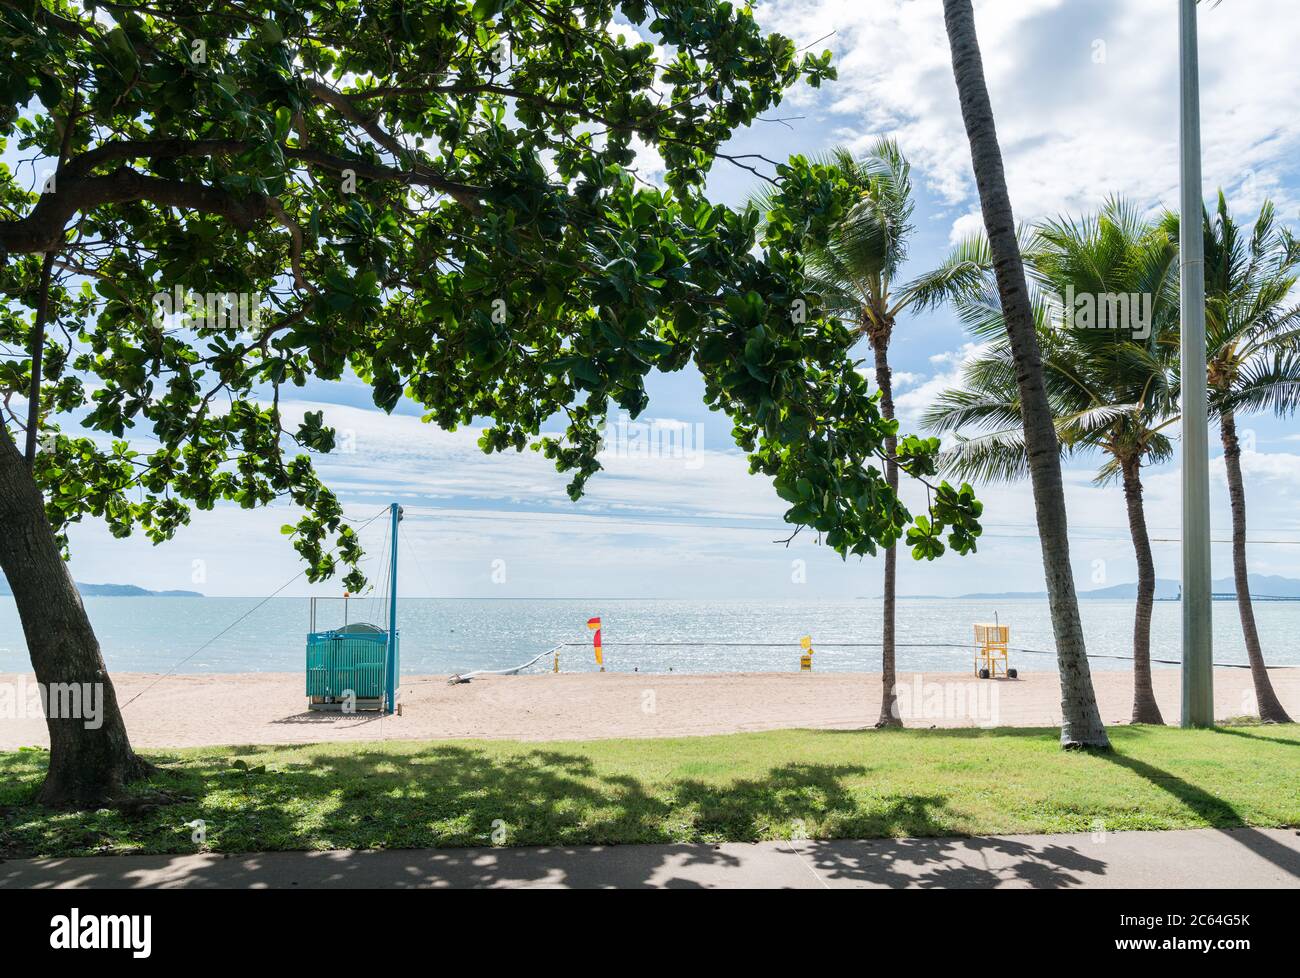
[0,596,1297,676]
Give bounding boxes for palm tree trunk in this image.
[942,0,1108,748]
[1220,411,1292,722]
[873,335,901,727]
[1120,456,1165,724]
[0,422,152,807]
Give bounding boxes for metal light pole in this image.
[386,502,402,715]
[1179,0,1214,726]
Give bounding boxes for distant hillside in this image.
[957,574,1300,601]
[0,579,203,598]
[1220,574,1300,598]
[954,589,1055,601]
[79,583,205,597]
[1075,579,1184,600]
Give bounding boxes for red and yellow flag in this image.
[587,617,602,667]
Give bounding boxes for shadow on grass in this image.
[1208,724,1300,748]
[816,726,1060,739]
[1097,749,1300,880]
[0,743,1114,888]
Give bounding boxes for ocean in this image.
[1,596,1297,676]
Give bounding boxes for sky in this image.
[39,0,1300,598]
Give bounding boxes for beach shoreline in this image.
[2,668,1295,750]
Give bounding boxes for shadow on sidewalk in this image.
[793,835,1108,888]
[1097,747,1300,881]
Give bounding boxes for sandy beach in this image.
[1,667,1295,750]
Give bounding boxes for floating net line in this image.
[548,641,1276,670]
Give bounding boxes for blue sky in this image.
[35,1,1300,598]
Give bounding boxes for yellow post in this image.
[800,635,814,672]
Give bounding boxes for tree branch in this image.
[1,167,272,255]
[304,81,485,210]
[24,251,57,467]
[0,137,487,256]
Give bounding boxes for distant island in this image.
[937,574,1300,601]
[0,579,203,598]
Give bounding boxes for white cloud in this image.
[894,342,988,425]
[61,399,834,598]
[754,0,1300,239]
[281,400,780,522]
[890,370,922,392]
[37,2,1300,600]
[58,394,1300,599]
[947,211,985,246]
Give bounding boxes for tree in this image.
[926,201,1181,725]
[941,0,1108,747]
[1,1,983,805]
[755,141,985,728]
[1173,194,1299,723]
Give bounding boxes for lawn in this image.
[1,724,1296,858]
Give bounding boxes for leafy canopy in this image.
[1,0,981,586]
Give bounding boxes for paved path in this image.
[2,828,1297,888]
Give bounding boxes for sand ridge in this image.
[1,668,1295,749]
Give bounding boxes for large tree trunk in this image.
[1220,412,1292,722]
[942,0,1108,748]
[873,334,901,728]
[0,423,151,807]
[1120,456,1165,724]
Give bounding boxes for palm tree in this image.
[760,141,980,727]
[794,142,910,728]
[941,0,1109,746]
[1174,194,1299,723]
[925,202,1181,724]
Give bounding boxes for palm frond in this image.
[902,233,994,312]
[1198,193,1300,421]
[935,427,1031,484]
[1222,350,1300,416]
[922,384,1023,434]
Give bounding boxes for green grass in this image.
[1,724,1296,857]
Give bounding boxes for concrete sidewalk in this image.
[2,828,1297,888]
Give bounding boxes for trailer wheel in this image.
[1007,668,1018,679]
[978,668,990,679]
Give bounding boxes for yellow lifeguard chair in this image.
[799,636,814,671]
[974,622,1017,679]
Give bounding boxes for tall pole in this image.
[386,503,401,714]
[1179,0,1214,726]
